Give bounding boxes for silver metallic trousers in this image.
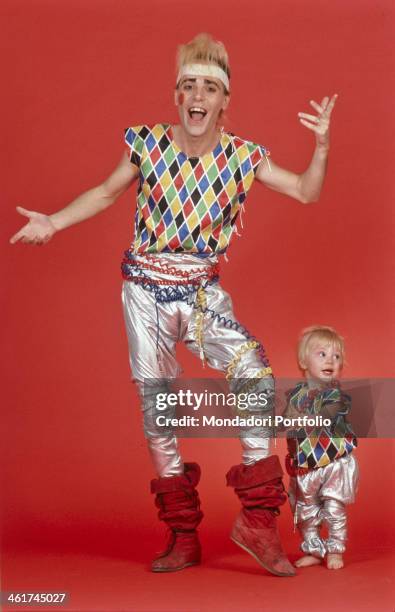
[121,253,273,477]
[288,454,359,555]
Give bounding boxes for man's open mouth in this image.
[188,107,207,121]
[322,369,334,375]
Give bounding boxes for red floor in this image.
[2,531,393,612]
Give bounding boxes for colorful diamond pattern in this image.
[287,382,357,469]
[124,124,269,253]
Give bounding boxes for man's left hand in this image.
[298,94,338,148]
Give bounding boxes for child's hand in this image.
[283,403,302,420]
[280,402,302,432]
[320,402,342,420]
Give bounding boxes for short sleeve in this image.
[320,387,351,416]
[249,142,270,176]
[124,125,147,168]
[244,142,270,180]
[230,135,271,196]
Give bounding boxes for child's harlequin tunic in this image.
[123,123,270,255]
[286,382,358,470]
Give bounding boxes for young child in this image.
[284,325,359,570]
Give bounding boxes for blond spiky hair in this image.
[298,325,345,368]
[176,33,231,91]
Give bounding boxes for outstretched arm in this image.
[255,94,337,203]
[10,152,139,245]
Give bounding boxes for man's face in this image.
[301,342,342,383]
[175,72,229,137]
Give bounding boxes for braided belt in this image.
[121,251,220,286]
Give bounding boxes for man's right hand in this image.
[9,206,57,245]
[10,151,139,246]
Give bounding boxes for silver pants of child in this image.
[121,253,273,477]
[288,453,359,556]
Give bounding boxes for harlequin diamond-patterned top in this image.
[124,124,269,254]
[286,382,357,470]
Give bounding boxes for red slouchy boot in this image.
[226,455,295,577]
[150,462,203,572]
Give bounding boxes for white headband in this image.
[177,63,230,91]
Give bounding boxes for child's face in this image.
[302,342,342,383]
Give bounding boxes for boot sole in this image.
[231,536,295,577]
[151,560,200,573]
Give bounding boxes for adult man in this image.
[10,33,336,576]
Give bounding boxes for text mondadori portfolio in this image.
[155,415,332,428]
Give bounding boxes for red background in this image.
[2,0,394,610]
